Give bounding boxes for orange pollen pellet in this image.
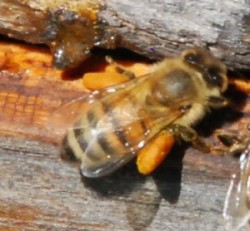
[136,133,175,175]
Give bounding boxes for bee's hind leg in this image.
[105,56,136,80]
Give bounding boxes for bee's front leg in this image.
[105,56,136,80]
[215,128,250,155]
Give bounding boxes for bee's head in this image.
[182,47,228,93]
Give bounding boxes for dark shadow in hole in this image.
[225,82,248,109]
[61,55,106,80]
[196,107,244,138]
[61,48,151,80]
[194,85,248,138]
[91,47,152,62]
[228,68,250,80]
[0,34,49,51]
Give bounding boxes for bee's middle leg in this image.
[169,124,211,153]
[169,124,250,155]
[105,56,136,80]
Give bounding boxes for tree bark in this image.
[1,1,250,69]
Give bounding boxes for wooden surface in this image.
[1,1,250,69]
[0,135,240,231]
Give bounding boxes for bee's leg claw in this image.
[192,138,211,153]
[209,146,227,155]
[105,56,136,80]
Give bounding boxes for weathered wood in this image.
[0,135,240,231]
[1,0,250,70]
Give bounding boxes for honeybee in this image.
[223,127,250,231]
[58,47,228,178]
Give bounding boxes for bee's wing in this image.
[223,145,250,231]
[47,80,134,137]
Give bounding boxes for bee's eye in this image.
[184,53,200,64]
[207,67,223,88]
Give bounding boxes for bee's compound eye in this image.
[207,67,223,89]
[184,53,200,65]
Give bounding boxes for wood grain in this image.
[0,135,238,231]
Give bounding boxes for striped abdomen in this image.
[61,91,157,177]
